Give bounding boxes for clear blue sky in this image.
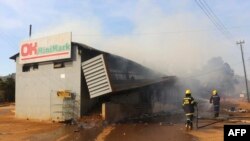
[1,0,250,77]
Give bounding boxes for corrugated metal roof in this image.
[111,76,177,93]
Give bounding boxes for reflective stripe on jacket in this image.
[182,96,196,114]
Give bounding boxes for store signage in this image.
[19,32,71,64]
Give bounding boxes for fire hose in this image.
[195,104,250,129]
[196,104,198,129]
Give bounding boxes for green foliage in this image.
[0,75,15,102]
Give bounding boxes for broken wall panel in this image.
[82,54,112,98]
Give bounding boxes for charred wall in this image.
[79,45,103,115]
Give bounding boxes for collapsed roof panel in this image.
[82,54,112,98]
[82,53,176,98]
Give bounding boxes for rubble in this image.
[238,108,248,113]
[225,107,248,113]
[240,120,250,123]
[77,122,98,129]
[228,107,236,112]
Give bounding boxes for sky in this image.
[1,0,250,78]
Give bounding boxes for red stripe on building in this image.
[21,52,69,60]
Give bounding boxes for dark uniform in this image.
[182,95,196,127]
[210,93,220,117]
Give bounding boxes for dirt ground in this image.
[0,99,250,141]
[0,104,62,141]
[189,99,250,141]
[0,104,194,141]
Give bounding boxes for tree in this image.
[198,57,236,97]
[0,75,15,102]
[0,78,4,102]
[0,78,3,87]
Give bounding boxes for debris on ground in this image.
[240,120,250,123]
[225,107,248,113]
[228,107,236,112]
[76,121,99,129]
[238,108,248,113]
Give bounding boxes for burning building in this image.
[10,32,178,122]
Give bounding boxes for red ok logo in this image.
[21,42,37,57]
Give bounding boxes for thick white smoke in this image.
[31,1,242,78]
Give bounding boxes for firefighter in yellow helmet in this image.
[210,90,220,117]
[182,89,197,130]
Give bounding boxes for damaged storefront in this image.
[10,33,179,122]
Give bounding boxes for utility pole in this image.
[29,24,32,38]
[237,40,250,102]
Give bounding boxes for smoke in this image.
[28,1,248,112]
[29,2,247,111]
[176,56,239,100]
[29,1,241,78]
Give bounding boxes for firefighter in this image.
[182,89,197,130]
[210,90,220,118]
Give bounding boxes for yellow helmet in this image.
[212,90,217,95]
[185,89,191,95]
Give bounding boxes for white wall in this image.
[15,45,81,120]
